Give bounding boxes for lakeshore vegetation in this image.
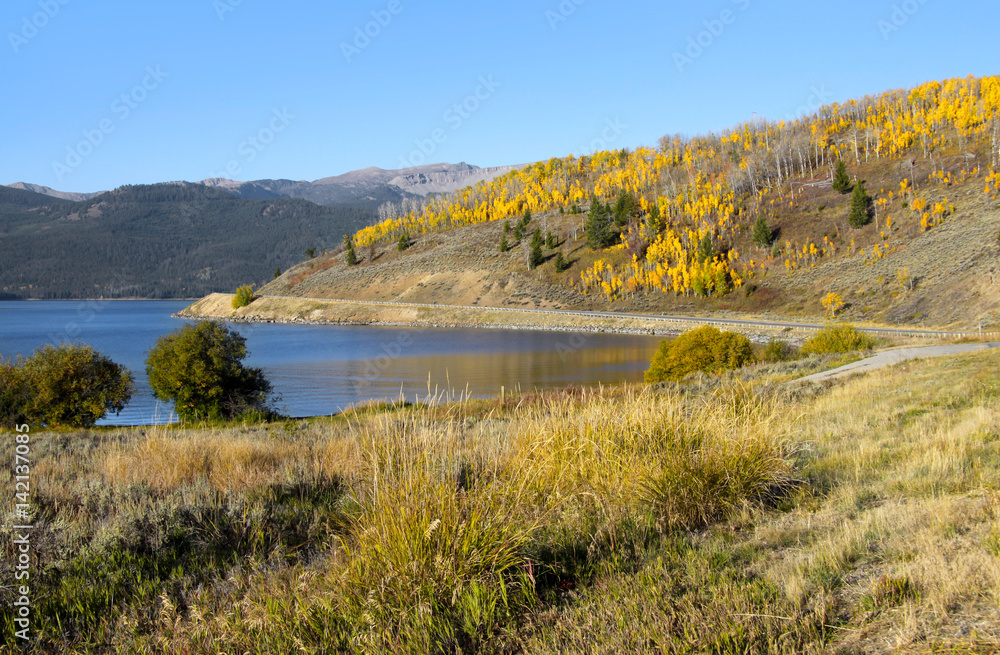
[2,337,999,653]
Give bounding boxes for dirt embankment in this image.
[178,293,818,342]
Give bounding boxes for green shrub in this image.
[761,338,798,363]
[645,326,755,383]
[6,344,134,428]
[801,323,877,355]
[232,285,255,309]
[397,233,410,251]
[0,357,30,428]
[146,321,273,421]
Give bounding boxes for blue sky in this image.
[4,0,998,192]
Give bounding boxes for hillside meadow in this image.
[2,347,1000,653]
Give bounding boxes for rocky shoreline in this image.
[177,293,811,343]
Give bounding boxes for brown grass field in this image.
[3,344,1000,653]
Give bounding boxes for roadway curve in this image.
[795,342,1000,384]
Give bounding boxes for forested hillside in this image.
[275,76,1000,327]
[0,183,375,299]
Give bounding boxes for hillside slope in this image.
[0,183,374,299]
[262,76,1000,330]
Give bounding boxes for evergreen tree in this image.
[751,215,774,248]
[529,228,544,268]
[545,232,555,249]
[697,232,715,263]
[832,159,851,194]
[585,200,617,249]
[522,208,532,226]
[273,267,281,280]
[848,180,872,228]
[503,220,510,235]
[553,251,570,272]
[529,241,544,269]
[344,233,358,265]
[612,190,639,227]
[499,234,510,252]
[397,233,410,251]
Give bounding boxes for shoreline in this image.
[176,293,820,343]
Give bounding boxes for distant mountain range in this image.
[6,161,524,208]
[0,182,373,299]
[0,162,526,299]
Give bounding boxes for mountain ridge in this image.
[7,161,525,208]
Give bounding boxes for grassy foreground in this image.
[3,351,1000,653]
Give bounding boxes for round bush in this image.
[645,325,754,383]
[801,323,876,355]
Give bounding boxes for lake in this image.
[0,300,664,425]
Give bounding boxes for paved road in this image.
[795,342,1000,384]
[261,295,999,339]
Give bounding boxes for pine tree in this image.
[499,234,510,252]
[554,251,570,272]
[529,228,544,268]
[697,232,715,263]
[397,233,410,251]
[273,267,281,280]
[344,234,358,265]
[832,159,851,194]
[545,232,555,249]
[751,215,774,248]
[529,241,544,269]
[585,200,616,249]
[848,180,872,228]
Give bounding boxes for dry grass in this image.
[4,347,1000,653]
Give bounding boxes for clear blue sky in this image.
[4,0,998,192]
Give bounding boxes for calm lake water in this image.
[0,300,664,425]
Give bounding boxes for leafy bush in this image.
[801,323,877,355]
[2,344,134,428]
[146,321,273,421]
[645,326,754,383]
[1,358,31,428]
[232,284,255,309]
[761,338,798,363]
